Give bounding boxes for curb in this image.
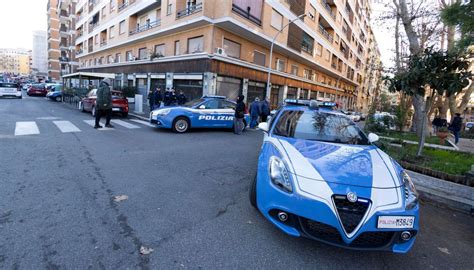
[128,112,149,121]
[407,170,473,215]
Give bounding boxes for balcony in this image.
[129,19,161,35]
[118,0,135,12]
[318,24,333,43]
[77,49,83,55]
[89,22,99,33]
[232,3,261,25]
[321,0,336,20]
[176,3,202,19]
[100,40,107,47]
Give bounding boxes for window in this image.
[138,47,148,59]
[316,43,323,56]
[271,9,283,30]
[109,26,115,38]
[110,0,115,12]
[276,59,285,72]
[202,99,220,109]
[309,5,316,21]
[166,0,172,15]
[119,20,126,35]
[95,34,99,45]
[232,0,264,25]
[188,36,203,53]
[115,53,121,63]
[291,65,298,76]
[303,69,312,79]
[107,55,113,63]
[174,40,180,55]
[154,44,165,57]
[253,50,265,66]
[220,100,236,109]
[223,38,240,58]
[126,50,133,61]
[101,6,106,18]
[325,49,330,61]
[301,32,314,54]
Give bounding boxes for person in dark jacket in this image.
[234,95,246,134]
[177,90,187,105]
[163,88,172,106]
[249,97,261,128]
[153,88,162,109]
[450,113,463,144]
[432,114,442,134]
[95,78,113,129]
[260,98,271,122]
[148,89,155,110]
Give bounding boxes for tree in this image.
[387,49,471,155]
[441,0,474,52]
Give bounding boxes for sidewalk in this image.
[407,170,473,214]
[457,138,474,154]
[128,102,151,121]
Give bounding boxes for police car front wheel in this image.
[173,117,190,133]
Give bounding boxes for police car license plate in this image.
[377,216,414,229]
[112,108,120,111]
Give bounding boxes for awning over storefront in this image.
[62,72,115,79]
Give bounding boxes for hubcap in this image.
[176,120,187,132]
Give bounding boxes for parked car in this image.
[80,89,129,117]
[250,99,419,253]
[46,85,63,102]
[149,95,250,133]
[27,84,47,96]
[464,122,474,131]
[0,82,22,99]
[21,83,31,91]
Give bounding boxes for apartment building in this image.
[0,48,31,76]
[73,0,381,110]
[47,0,79,82]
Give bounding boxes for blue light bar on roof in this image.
[202,95,226,99]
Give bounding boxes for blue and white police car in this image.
[149,96,250,133]
[250,99,419,253]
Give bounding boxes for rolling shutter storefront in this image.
[216,76,242,101]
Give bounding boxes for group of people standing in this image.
[148,88,187,110]
[432,113,463,144]
[249,97,271,129]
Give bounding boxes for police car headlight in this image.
[154,109,171,116]
[269,156,293,193]
[402,171,418,210]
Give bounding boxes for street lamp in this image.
[265,13,307,100]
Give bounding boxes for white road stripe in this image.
[111,119,140,129]
[130,119,155,127]
[53,121,81,133]
[15,121,40,136]
[83,120,115,130]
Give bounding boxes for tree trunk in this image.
[439,96,450,119]
[395,6,401,73]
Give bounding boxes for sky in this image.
[0,0,48,50]
[0,0,395,68]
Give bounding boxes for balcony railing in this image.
[318,24,333,43]
[232,3,262,25]
[118,0,135,12]
[176,3,202,19]
[100,40,107,47]
[129,19,161,35]
[321,0,336,20]
[89,22,99,33]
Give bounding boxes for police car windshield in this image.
[183,98,205,107]
[273,110,370,145]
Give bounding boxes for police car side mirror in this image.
[198,105,206,109]
[368,133,379,143]
[258,122,269,132]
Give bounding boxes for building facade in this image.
[47,0,78,82]
[32,31,49,76]
[74,0,381,109]
[0,48,31,76]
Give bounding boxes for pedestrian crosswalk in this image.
[6,118,152,137]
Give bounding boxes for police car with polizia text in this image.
[249,99,419,253]
[149,96,250,133]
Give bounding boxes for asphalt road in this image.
[0,94,473,269]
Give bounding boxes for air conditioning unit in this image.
[215,47,227,56]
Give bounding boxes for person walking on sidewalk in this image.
[249,97,261,129]
[260,98,270,123]
[153,87,162,109]
[234,95,246,135]
[148,89,155,110]
[449,113,463,144]
[95,78,114,129]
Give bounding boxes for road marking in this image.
[15,121,40,136]
[53,121,81,133]
[130,119,155,127]
[111,119,140,129]
[37,117,61,120]
[83,120,115,130]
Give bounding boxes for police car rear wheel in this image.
[173,117,189,133]
[249,174,257,208]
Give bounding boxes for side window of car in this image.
[220,101,236,110]
[203,100,220,109]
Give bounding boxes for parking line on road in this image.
[130,119,155,127]
[53,121,81,133]
[111,119,140,129]
[15,121,40,136]
[83,120,115,130]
